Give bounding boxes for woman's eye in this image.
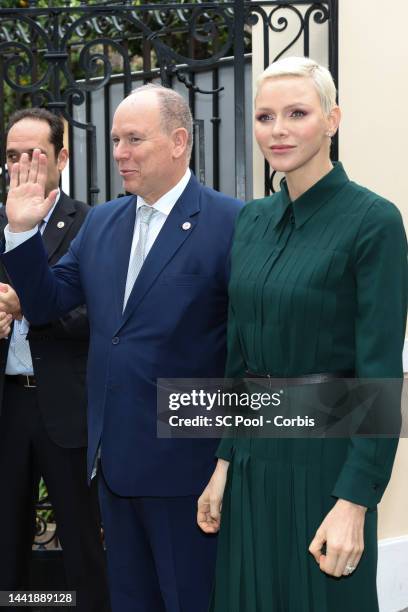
[291,110,306,118]
[256,113,274,122]
[129,137,140,144]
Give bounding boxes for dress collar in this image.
[272,162,350,229]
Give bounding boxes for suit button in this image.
[112,337,120,345]
[372,483,379,491]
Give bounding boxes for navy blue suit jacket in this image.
[2,174,242,497]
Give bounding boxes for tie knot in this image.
[139,204,156,225]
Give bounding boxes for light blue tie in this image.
[123,205,156,310]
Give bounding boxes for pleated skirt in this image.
[210,438,379,612]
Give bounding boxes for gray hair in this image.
[257,56,337,116]
[130,83,193,159]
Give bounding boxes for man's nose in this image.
[113,141,130,160]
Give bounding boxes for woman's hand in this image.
[197,459,229,533]
[309,498,367,577]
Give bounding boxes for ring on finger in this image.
[344,563,356,575]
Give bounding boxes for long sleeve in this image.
[332,199,408,508]
[1,217,90,326]
[216,302,247,461]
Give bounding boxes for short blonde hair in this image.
[257,56,337,115]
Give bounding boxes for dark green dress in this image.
[211,163,407,612]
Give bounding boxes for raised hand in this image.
[6,148,58,232]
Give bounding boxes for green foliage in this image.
[37,478,55,524]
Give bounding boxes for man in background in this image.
[0,108,110,612]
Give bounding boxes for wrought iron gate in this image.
[0,1,338,205]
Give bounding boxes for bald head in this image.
[111,85,192,203]
[125,84,193,160]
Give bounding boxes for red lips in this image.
[271,145,295,151]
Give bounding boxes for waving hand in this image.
[6,149,58,232]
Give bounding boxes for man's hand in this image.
[0,283,22,320]
[197,459,229,534]
[309,498,367,577]
[0,312,13,339]
[6,149,58,232]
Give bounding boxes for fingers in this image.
[197,496,221,534]
[45,188,59,212]
[19,152,29,184]
[36,150,48,191]
[28,149,41,184]
[341,548,363,577]
[319,544,340,576]
[0,312,12,339]
[319,543,363,578]
[197,507,219,533]
[8,149,43,190]
[9,160,20,190]
[308,531,325,564]
[0,283,10,294]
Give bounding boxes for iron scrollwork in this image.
[0,1,337,200]
[244,1,336,194]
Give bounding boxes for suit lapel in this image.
[119,175,202,328]
[0,208,10,284]
[42,192,75,262]
[112,195,138,318]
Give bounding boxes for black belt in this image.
[5,374,37,388]
[245,370,354,386]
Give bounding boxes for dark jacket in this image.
[0,192,90,448]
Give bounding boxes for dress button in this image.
[112,337,120,345]
[372,483,379,491]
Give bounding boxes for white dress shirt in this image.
[126,168,191,274]
[3,172,191,436]
[5,190,61,375]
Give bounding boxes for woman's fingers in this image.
[341,549,363,576]
[197,492,221,533]
[197,503,220,533]
[308,530,325,564]
[319,543,363,577]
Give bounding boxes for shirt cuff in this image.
[4,224,38,252]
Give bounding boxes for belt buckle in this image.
[24,375,36,389]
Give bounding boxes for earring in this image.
[326,131,333,137]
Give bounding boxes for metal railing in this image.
[0,1,338,206]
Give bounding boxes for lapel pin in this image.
[182,222,191,231]
[57,221,65,229]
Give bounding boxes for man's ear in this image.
[172,128,189,159]
[57,147,69,172]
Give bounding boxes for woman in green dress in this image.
[197,57,407,612]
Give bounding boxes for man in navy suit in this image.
[0,84,242,612]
